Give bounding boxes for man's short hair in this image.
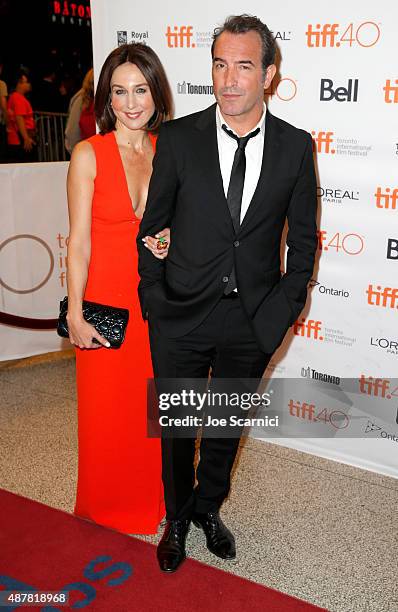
[212,14,276,76]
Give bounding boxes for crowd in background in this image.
[0,54,95,163]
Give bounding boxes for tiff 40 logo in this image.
[317,230,364,255]
[306,22,380,48]
[359,375,398,399]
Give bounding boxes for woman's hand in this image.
[66,314,110,350]
[143,227,170,260]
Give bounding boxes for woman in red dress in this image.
[66,44,173,534]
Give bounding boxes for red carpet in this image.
[0,489,328,611]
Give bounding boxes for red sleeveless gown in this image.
[74,131,164,534]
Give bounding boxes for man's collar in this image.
[216,103,267,138]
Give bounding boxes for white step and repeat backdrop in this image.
[0,163,70,360]
[89,0,398,477]
[0,0,396,476]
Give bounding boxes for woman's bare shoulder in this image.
[69,140,96,179]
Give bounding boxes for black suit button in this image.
[222,276,229,283]
[234,240,240,247]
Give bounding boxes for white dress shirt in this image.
[216,103,266,223]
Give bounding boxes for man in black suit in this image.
[137,15,317,572]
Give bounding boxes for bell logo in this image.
[166,26,195,48]
[387,239,398,260]
[306,22,380,48]
[311,131,335,154]
[293,318,323,340]
[375,187,398,210]
[320,78,359,102]
[383,79,398,103]
[366,284,398,308]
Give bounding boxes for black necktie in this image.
[222,124,260,294]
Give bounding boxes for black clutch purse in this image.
[57,296,129,349]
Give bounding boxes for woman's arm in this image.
[66,141,109,349]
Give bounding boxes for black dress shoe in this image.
[157,519,190,573]
[192,512,236,559]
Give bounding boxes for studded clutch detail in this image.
[57,296,129,349]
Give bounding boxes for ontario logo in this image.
[306,22,380,48]
[309,279,350,299]
[364,420,398,443]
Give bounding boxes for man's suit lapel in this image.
[195,104,235,233]
[239,111,282,233]
[193,105,282,234]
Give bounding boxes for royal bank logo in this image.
[117,30,149,45]
[177,82,213,95]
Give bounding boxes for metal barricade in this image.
[34,111,68,162]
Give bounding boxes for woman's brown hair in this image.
[95,43,173,134]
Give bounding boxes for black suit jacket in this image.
[137,104,317,354]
